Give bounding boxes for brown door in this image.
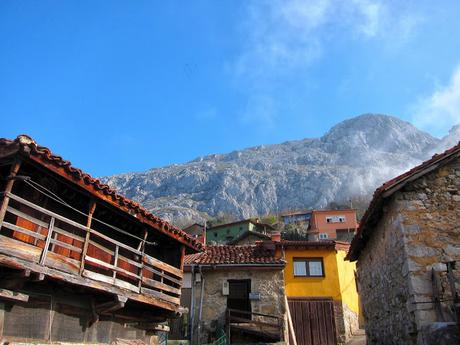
[288,298,337,345]
[227,279,251,320]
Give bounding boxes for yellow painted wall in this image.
[284,249,341,299]
[284,248,360,315]
[335,250,360,315]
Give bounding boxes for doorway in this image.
[227,279,251,319]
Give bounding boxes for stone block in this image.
[403,224,421,234]
[409,275,432,295]
[406,245,438,257]
[419,322,460,345]
[432,262,447,272]
[444,244,460,258]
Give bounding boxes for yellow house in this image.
[269,239,360,345]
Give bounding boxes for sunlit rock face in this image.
[102,114,459,225]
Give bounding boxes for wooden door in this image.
[227,279,251,319]
[288,298,337,345]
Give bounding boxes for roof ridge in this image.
[2,135,203,252]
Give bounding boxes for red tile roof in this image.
[0,135,203,252]
[255,240,350,252]
[184,245,285,266]
[347,141,460,261]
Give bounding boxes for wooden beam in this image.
[31,272,45,281]
[0,253,178,312]
[1,269,31,289]
[0,160,21,226]
[0,302,4,337]
[138,229,148,290]
[96,295,128,314]
[0,288,29,302]
[138,323,170,332]
[180,245,185,271]
[80,201,96,274]
[39,217,55,265]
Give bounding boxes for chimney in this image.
[271,231,281,242]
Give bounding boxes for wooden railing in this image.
[226,308,284,343]
[0,192,182,306]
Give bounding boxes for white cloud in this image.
[232,0,422,127]
[412,66,460,135]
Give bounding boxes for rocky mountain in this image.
[102,114,459,225]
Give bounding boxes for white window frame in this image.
[293,258,325,277]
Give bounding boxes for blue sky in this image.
[2,0,460,176]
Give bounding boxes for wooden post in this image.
[112,245,119,283]
[39,217,55,265]
[138,229,148,291]
[447,262,460,324]
[285,295,298,345]
[0,160,21,227]
[80,201,97,274]
[180,245,186,271]
[0,302,4,338]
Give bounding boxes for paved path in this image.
[346,329,366,345]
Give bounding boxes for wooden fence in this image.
[0,192,182,307]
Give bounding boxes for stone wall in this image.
[357,198,417,345]
[357,156,460,345]
[397,157,460,344]
[332,300,361,344]
[192,268,286,344]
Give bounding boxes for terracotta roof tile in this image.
[0,135,203,252]
[347,141,460,261]
[184,245,285,266]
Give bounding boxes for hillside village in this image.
[0,134,459,345]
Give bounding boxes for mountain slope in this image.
[103,114,455,224]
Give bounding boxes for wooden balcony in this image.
[0,192,183,313]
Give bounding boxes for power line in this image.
[19,177,158,246]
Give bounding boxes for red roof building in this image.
[346,141,460,344]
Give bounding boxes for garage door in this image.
[288,298,337,345]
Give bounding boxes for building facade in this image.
[347,143,460,345]
[206,219,274,244]
[182,223,206,244]
[276,239,360,344]
[309,209,358,242]
[0,135,202,344]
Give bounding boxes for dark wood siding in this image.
[288,298,337,345]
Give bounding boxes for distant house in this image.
[206,219,274,244]
[265,234,360,345]
[183,223,206,244]
[182,245,287,344]
[309,209,358,242]
[227,229,271,245]
[347,143,460,345]
[280,210,312,225]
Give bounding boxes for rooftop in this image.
[347,141,460,261]
[0,135,203,252]
[184,244,285,266]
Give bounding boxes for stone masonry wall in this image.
[358,155,460,345]
[194,268,286,344]
[397,157,460,344]
[357,198,417,345]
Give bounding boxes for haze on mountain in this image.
[102,114,460,225]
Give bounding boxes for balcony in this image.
[0,191,183,312]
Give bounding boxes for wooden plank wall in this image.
[288,298,337,345]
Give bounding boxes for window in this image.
[326,215,346,223]
[319,233,328,239]
[293,258,324,277]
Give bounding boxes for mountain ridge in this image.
[102,114,459,225]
